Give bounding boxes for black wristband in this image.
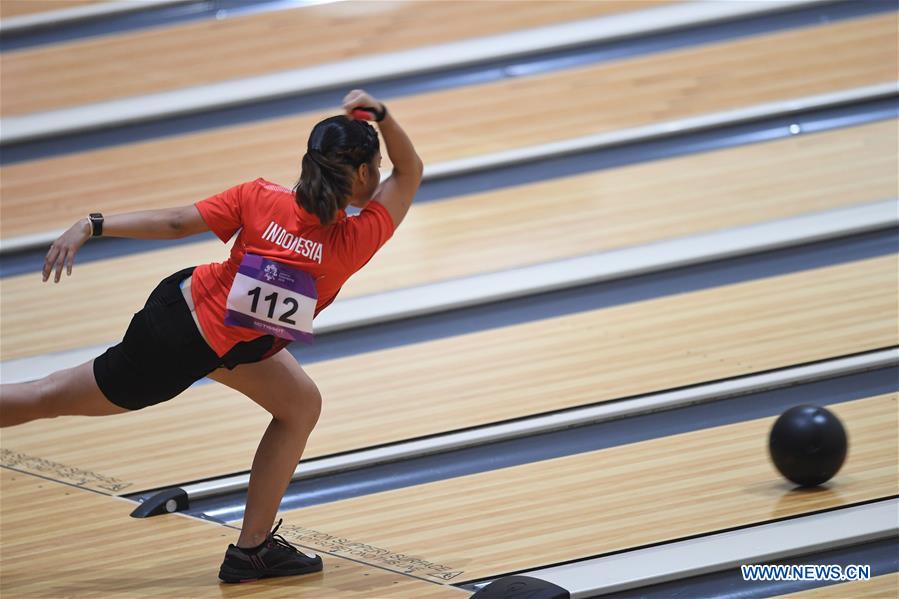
[89,213,104,237]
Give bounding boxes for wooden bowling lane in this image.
[0,469,467,598]
[781,572,898,598]
[0,0,104,19]
[0,0,668,116]
[2,119,896,361]
[229,394,898,583]
[3,12,897,239]
[1,255,894,495]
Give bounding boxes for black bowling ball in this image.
[768,405,847,487]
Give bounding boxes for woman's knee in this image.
[33,375,64,418]
[274,379,321,430]
[214,352,322,428]
[293,381,322,428]
[36,362,126,418]
[306,384,323,426]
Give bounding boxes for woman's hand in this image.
[342,89,384,119]
[43,219,91,283]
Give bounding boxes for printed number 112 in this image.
[247,287,299,325]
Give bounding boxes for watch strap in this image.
[89,213,104,237]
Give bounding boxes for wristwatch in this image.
[88,213,104,237]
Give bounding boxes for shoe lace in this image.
[268,518,301,554]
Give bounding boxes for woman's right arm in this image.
[42,205,209,283]
[343,90,423,227]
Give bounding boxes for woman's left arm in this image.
[43,205,209,283]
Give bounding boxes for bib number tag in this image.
[225,254,317,342]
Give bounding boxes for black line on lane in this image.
[459,499,899,593]
[3,97,894,278]
[283,228,898,366]
[118,227,896,503]
[2,0,891,163]
[177,364,898,525]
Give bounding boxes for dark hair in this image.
[294,116,380,224]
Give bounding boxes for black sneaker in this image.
[218,519,323,583]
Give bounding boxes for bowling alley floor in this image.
[0,468,467,598]
[2,2,898,597]
[3,391,895,598]
[3,255,898,597]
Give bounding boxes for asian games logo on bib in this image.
[263,263,278,281]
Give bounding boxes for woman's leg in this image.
[0,360,129,427]
[208,350,322,548]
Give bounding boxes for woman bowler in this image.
[0,90,422,583]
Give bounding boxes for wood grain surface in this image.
[2,13,896,239]
[0,0,669,115]
[0,468,467,598]
[1,255,894,494]
[2,120,895,361]
[0,0,104,19]
[232,394,898,582]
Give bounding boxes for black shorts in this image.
[93,267,279,411]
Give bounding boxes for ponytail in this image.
[294,151,352,225]
[294,115,380,225]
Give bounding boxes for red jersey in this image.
[191,178,395,357]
